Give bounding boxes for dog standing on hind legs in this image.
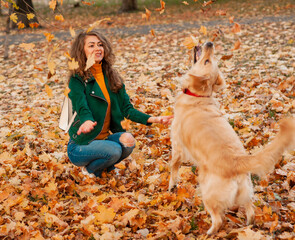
[168,41,295,235]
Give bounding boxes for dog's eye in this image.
[205,60,210,65]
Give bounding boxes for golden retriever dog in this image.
[169,42,295,235]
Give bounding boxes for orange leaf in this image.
[203,0,213,7]
[182,35,198,49]
[17,21,25,29]
[151,29,156,37]
[44,33,54,42]
[155,0,165,13]
[221,54,233,60]
[229,16,234,24]
[45,84,53,98]
[199,25,207,35]
[29,22,39,28]
[49,0,57,10]
[215,9,226,16]
[55,14,64,22]
[121,118,132,130]
[231,39,241,51]
[232,22,241,33]
[82,1,92,5]
[143,8,151,20]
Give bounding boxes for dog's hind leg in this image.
[235,175,255,225]
[168,146,182,191]
[204,202,224,235]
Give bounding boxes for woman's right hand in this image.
[77,120,97,135]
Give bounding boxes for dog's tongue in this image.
[194,45,202,63]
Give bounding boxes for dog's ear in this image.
[213,70,226,92]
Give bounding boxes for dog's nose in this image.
[206,42,213,47]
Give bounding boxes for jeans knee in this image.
[119,133,136,147]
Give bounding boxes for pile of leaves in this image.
[0,1,295,239]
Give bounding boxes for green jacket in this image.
[68,73,151,145]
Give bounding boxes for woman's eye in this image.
[205,60,210,65]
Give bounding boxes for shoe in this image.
[81,167,95,178]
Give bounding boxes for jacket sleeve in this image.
[68,76,95,124]
[120,84,152,125]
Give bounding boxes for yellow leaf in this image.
[55,14,64,22]
[0,75,5,81]
[94,205,116,224]
[19,43,35,50]
[26,13,35,20]
[49,0,57,10]
[64,87,71,97]
[69,26,76,38]
[199,25,207,35]
[10,13,18,23]
[182,35,198,49]
[68,58,79,70]
[84,52,95,71]
[44,33,54,42]
[48,60,56,75]
[87,18,111,33]
[45,84,53,98]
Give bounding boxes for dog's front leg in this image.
[168,144,182,191]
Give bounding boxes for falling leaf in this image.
[45,84,53,98]
[199,25,207,35]
[203,0,213,7]
[29,22,39,28]
[19,43,35,50]
[121,118,132,130]
[232,22,241,33]
[86,18,111,33]
[26,13,35,20]
[17,21,25,29]
[229,16,235,23]
[182,35,198,49]
[231,39,241,51]
[10,13,18,23]
[69,26,76,38]
[44,33,55,42]
[82,1,92,6]
[49,0,57,10]
[151,29,156,37]
[55,14,64,22]
[142,8,151,21]
[64,87,71,97]
[84,52,95,71]
[155,0,165,14]
[68,58,79,70]
[237,227,263,240]
[182,1,189,5]
[48,60,56,75]
[215,9,226,16]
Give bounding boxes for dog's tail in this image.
[234,118,295,177]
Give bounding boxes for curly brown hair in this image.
[69,31,123,92]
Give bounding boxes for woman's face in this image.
[84,35,104,63]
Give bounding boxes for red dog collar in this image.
[183,88,209,98]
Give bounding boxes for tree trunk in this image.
[12,0,39,28]
[120,0,137,12]
[4,4,12,59]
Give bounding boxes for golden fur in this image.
[169,42,295,235]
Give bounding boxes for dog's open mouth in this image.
[194,45,202,63]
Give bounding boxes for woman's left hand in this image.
[147,115,174,125]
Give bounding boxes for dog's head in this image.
[182,42,225,96]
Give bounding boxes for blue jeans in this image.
[67,132,135,177]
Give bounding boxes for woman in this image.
[67,31,172,178]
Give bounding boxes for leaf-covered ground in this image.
[0,0,295,239]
